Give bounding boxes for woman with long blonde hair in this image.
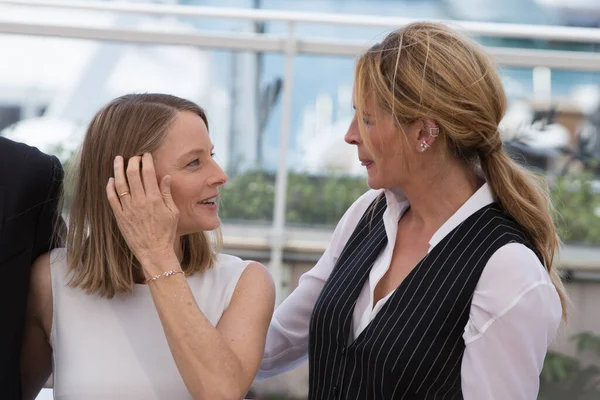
[20,93,275,400]
[258,22,566,399]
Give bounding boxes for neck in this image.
[399,160,480,232]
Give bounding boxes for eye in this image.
[187,158,200,167]
[363,117,372,126]
[210,152,216,158]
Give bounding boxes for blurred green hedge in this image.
[220,170,600,245]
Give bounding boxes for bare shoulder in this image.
[219,261,275,335]
[31,252,52,293]
[232,262,275,305]
[29,252,54,336]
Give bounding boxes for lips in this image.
[198,195,218,205]
[360,159,374,169]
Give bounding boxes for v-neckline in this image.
[347,204,495,348]
[349,247,431,348]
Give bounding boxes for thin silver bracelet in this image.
[145,270,185,284]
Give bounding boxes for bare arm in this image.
[21,253,53,400]
[147,256,274,399]
[106,153,275,399]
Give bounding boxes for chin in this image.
[203,219,222,231]
[198,216,221,231]
[178,217,221,235]
[197,218,221,232]
[366,175,384,190]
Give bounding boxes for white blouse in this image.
[258,183,562,399]
[50,250,251,400]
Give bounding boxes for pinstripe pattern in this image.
[309,195,388,399]
[308,200,534,400]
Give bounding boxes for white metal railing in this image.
[3,19,600,71]
[1,0,600,300]
[4,0,600,43]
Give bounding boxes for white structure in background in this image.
[228,51,259,171]
[571,84,600,116]
[499,99,535,141]
[2,118,83,164]
[535,0,600,26]
[297,85,364,176]
[500,99,572,150]
[500,83,600,152]
[298,84,576,173]
[0,2,237,168]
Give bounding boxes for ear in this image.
[416,119,439,153]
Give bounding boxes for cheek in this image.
[152,164,172,190]
[166,181,187,207]
[154,173,165,188]
[368,133,392,164]
[168,177,203,210]
[370,125,394,153]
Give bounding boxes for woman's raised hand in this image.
[106,153,179,271]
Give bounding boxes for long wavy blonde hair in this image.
[65,93,221,298]
[354,22,568,320]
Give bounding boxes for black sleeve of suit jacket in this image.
[32,155,66,261]
[0,137,66,400]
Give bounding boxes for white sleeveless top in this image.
[48,248,252,400]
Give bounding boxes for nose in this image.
[344,117,362,146]
[209,160,228,187]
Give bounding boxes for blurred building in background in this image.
[1,0,600,398]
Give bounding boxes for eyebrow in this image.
[178,146,214,161]
[352,104,372,116]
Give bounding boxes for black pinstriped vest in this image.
[308,194,535,400]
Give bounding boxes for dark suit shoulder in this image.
[0,137,64,214]
[0,136,57,178]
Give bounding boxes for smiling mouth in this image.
[198,196,218,205]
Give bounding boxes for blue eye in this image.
[210,152,216,158]
[363,117,372,126]
[187,159,200,167]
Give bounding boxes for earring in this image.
[420,141,430,152]
[429,126,439,138]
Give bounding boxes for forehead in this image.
[352,85,378,111]
[161,111,211,151]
